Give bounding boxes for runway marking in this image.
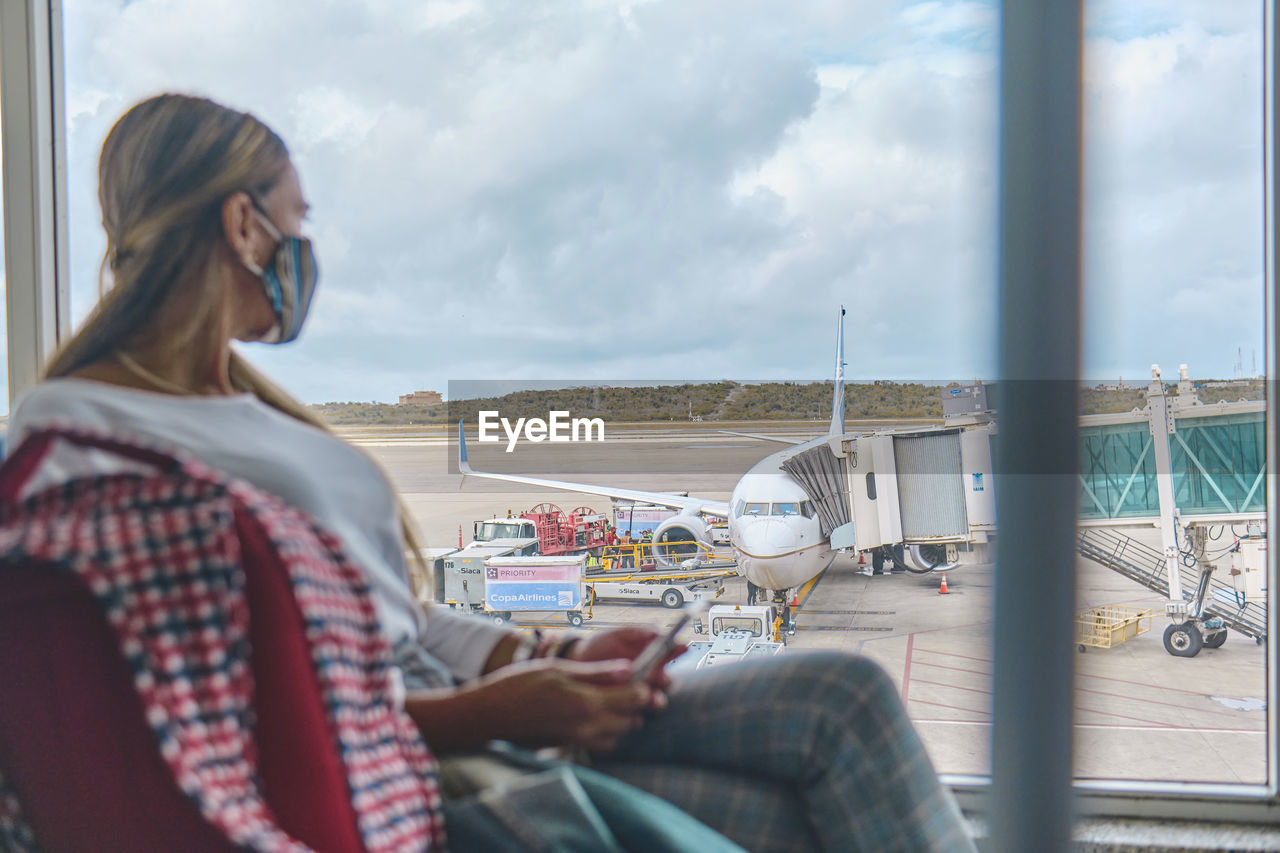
[902,632,915,706]
[908,697,991,716]
[507,621,649,631]
[1073,704,1183,728]
[795,569,827,609]
[1074,684,1260,722]
[911,674,1255,724]
[913,647,993,665]
[908,687,1217,730]
[912,677,988,696]
[800,609,896,615]
[912,659,991,678]
[917,645,1260,703]
[912,719,1265,735]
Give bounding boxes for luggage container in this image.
[443,538,540,612]
[484,555,587,626]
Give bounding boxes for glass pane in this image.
[62,0,997,784]
[1079,1,1266,784]
[0,75,7,424]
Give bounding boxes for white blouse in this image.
[8,378,509,681]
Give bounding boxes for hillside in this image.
[310,378,1266,427]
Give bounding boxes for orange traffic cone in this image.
[858,552,866,566]
[458,525,463,548]
[938,574,949,595]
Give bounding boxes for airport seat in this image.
[0,506,368,851]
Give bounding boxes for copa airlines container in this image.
[483,555,587,627]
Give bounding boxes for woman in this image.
[9,94,974,852]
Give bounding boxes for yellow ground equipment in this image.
[1075,605,1154,652]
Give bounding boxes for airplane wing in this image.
[457,420,731,518]
[717,429,805,446]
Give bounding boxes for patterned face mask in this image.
[242,206,319,344]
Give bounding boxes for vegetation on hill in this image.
[309,379,1265,426]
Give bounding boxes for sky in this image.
[27,0,1265,404]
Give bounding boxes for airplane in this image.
[456,308,960,617]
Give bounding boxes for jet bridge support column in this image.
[1146,366,1186,609]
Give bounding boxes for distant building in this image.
[398,390,443,405]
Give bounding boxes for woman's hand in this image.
[405,658,651,754]
[570,627,687,709]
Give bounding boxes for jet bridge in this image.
[1074,365,1267,656]
[780,421,998,571]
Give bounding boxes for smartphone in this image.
[630,600,709,683]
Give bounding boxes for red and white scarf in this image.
[0,427,445,851]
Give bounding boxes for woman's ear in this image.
[221,191,259,268]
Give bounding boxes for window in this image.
[1073,0,1267,788]
[771,502,800,516]
[0,75,7,425]
[711,616,764,636]
[0,0,1268,835]
[475,522,528,541]
[0,1,64,420]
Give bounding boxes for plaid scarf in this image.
[0,428,445,851]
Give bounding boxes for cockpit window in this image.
[772,502,800,516]
[743,502,768,516]
[800,501,816,519]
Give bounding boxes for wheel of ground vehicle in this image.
[1163,622,1203,657]
[871,551,885,572]
[1205,630,1227,649]
[1077,644,1087,653]
[661,588,684,609]
[567,611,584,627]
[491,613,507,625]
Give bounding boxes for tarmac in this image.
[349,422,1268,786]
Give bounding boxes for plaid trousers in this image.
[398,643,975,852]
[596,651,977,853]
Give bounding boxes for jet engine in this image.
[904,543,959,573]
[651,514,711,566]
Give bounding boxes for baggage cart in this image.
[1076,605,1154,652]
[484,555,587,626]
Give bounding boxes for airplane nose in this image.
[739,519,799,556]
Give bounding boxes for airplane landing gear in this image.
[768,590,795,643]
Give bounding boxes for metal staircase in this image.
[1077,527,1267,644]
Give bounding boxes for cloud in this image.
[54,0,1264,405]
[1082,18,1263,379]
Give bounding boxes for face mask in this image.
[242,207,320,344]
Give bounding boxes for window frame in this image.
[1,0,1276,833]
[0,0,68,409]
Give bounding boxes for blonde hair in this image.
[44,94,433,596]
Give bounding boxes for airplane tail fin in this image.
[829,306,846,436]
[457,418,474,475]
